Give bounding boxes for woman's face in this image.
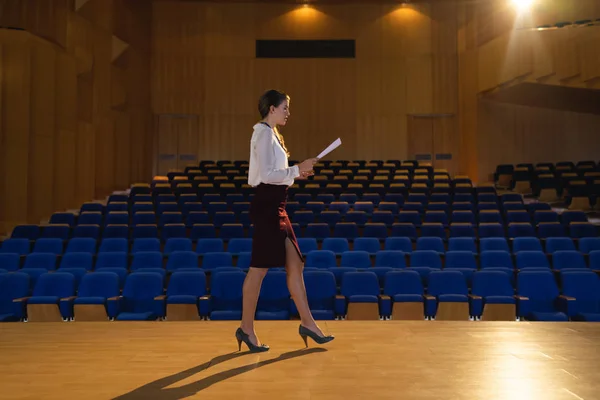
[271,99,290,126]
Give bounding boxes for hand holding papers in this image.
[316,138,342,160]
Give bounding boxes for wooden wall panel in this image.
[458,0,600,183]
[152,1,459,171]
[0,35,31,230]
[28,42,57,223]
[0,0,153,235]
[477,100,600,182]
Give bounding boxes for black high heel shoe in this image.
[299,325,334,347]
[235,328,269,352]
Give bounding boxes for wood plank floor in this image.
[1,321,600,400]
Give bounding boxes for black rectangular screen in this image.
[256,40,355,58]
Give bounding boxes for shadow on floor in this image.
[112,347,328,400]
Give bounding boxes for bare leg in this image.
[240,267,268,346]
[284,238,326,337]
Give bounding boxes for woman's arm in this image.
[255,129,300,183]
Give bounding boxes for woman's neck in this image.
[262,117,277,129]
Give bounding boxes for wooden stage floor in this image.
[1,321,599,400]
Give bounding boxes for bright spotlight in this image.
[511,0,534,11]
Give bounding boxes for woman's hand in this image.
[297,158,318,173]
[296,170,314,180]
[295,158,317,180]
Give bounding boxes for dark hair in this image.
[257,89,291,157]
[258,89,289,119]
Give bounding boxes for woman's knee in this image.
[248,267,268,279]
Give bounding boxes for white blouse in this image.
[248,122,299,187]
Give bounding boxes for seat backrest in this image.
[32,272,75,297]
[60,252,94,270]
[578,237,600,254]
[383,270,423,296]
[427,270,468,296]
[384,237,412,252]
[517,271,559,302]
[341,271,380,297]
[512,237,543,253]
[515,251,550,270]
[210,270,246,311]
[201,252,233,269]
[480,250,513,269]
[445,251,477,269]
[340,251,371,269]
[552,250,587,270]
[0,253,20,272]
[166,251,199,271]
[164,238,193,253]
[78,271,120,298]
[131,251,163,270]
[305,250,337,269]
[410,250,442,269]
[545,237,575,253]
[99,238,128,253]
[480,238,510,252]
[304,270,337,308]
[24,253,57,270]
[374,251,406,268]
[322,238,350,253]
[471,270,513,297]
[448,237,476,253]
[0,272,30,313]
[561,271,600,304]
[258,271,290,312]
[95,252,128,269]
[166,271,207,297]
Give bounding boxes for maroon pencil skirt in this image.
[249,183,304,268]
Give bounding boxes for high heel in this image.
[235,328,269,353]
[299,325,334,347]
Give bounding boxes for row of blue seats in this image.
[5,221,599,244]
[30,210,588,232]
[93,192,531,210]
[3,236,600,257]
[2,268,598,322]
[3,248,598,275]
[55,208,576,228]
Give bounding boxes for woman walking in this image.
[235,89,335,352]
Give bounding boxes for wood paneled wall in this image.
[478,101,600,181]
[0,0,153,235]
[457,0,600,183]
[151,1,459,173]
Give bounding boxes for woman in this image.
[235,89,335,352]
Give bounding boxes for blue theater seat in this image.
[164,271,208,320]
[560,271,600,321]
[73,271,121,320]
[0,253,20,272]
[552,250,588,271]
[0,238,31,256]
[208,270,245,320]
[516,271,568,321]
[306,250,337,269]
[0,272,30,321]
[470,270,515,320]
[256,271,291,320]
[322,238,349,255]
[338,271,381,320]
[26,272,77,321]
[302,270,338,320]
[515,251,550,270]
[381,270,429,320]
[114,272,164,321]
[427,270,470,320]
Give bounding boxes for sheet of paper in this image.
[316,138,342,159]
